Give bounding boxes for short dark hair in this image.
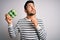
[24,0,34,10]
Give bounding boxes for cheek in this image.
[27,7,32,11]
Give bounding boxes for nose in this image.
[31,6,35,10]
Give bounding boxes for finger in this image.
[5,14,8,19]
[6,15,12,20]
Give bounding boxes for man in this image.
[5,0,47,40]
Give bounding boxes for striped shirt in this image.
[8,18,47,40]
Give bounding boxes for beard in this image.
[26,10,36,16]
[27,13,35,16]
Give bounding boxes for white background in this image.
[0,0,60,40]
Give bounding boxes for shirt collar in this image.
[25,17,31,21]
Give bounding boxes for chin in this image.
[28,13,35,16]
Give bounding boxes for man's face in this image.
[26,3,36,16]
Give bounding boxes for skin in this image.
[5,14,12,24]
[5,3,38,28]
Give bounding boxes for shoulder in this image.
[17,18,27,24]
[18,18,25,22]
[37,18,43,22]
[37,19,44,28]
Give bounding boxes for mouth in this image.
[27,10,36,16]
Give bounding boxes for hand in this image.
[31,17,38,28]
[5,14,12,25]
